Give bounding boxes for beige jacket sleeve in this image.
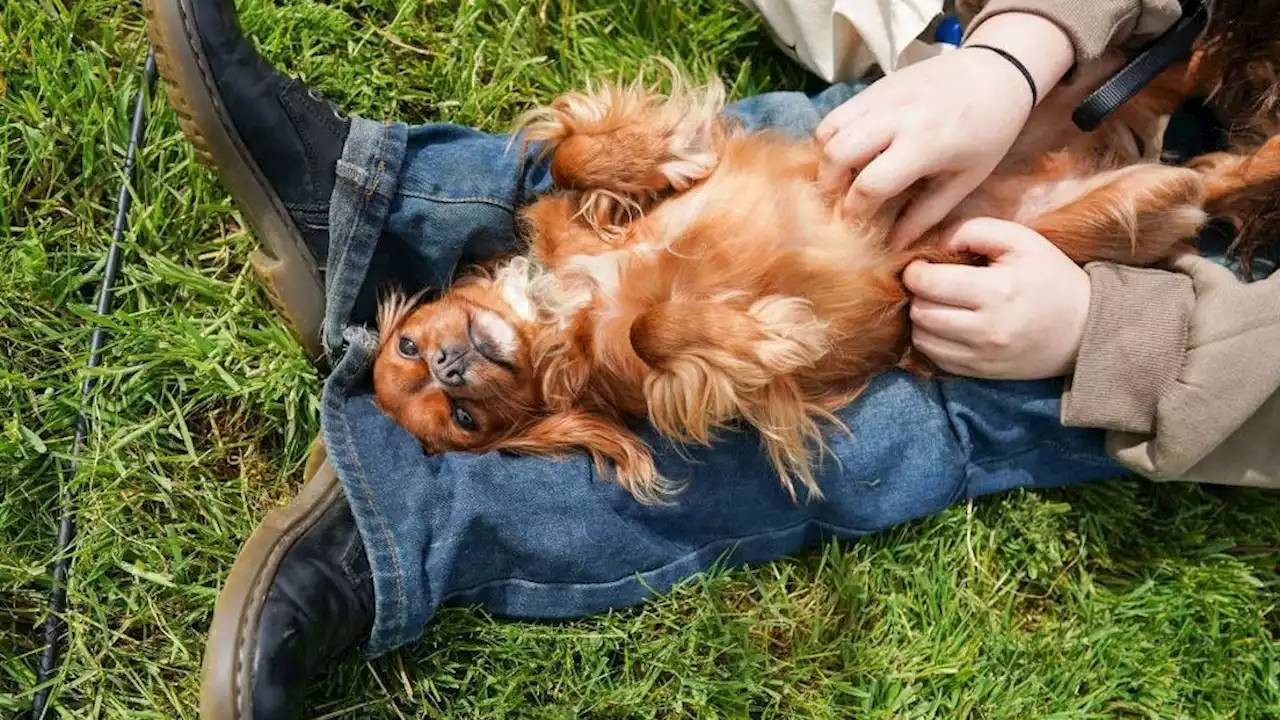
[1062,257,1280,489]
[740,0,1182,82]
[956,0,1182,63]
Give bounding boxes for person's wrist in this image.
[1058,271,1092,376]
[964,11,1074,105]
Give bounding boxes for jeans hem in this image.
[323,117,408,362]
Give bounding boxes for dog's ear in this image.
[487,410,675,505]
[529,322,594,411]
[375,287,429,346]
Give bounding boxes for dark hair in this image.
[1192,0,1280,273]
[1197,0,1280,142]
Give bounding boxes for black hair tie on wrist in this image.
[964,43,1038,108]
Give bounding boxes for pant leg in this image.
[321,84,1121,657]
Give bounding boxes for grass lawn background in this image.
[2,0,1278,716]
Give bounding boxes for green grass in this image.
[1,0,1278,717]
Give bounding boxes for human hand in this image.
[815,12,1074,248]
[903,218,1091,379]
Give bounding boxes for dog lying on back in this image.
[371,55,1280,505]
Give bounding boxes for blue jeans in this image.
[318,83,1124,656]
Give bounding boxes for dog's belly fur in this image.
[537,134,910,407]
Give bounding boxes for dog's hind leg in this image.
[1003,136,1280,269]
[1026,163,1208,265]
[514,73,732,231]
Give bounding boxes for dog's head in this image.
[372,264,545,454]
[371,258,669,503]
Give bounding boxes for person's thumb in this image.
[940,216,1028,260]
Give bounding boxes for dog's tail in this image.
[628,295,836,502]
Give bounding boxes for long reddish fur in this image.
[375,54,1280,505]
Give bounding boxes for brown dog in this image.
[372,55,1280,505]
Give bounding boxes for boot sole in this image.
[143,0,327,359]
[199,440,341,720]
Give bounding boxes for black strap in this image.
[966,44,1039,108]
[1072,0,1209,131]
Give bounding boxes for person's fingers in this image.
[902,259,998,309]
[909,326,977,375]
[908,297,983,344]
[817,121,893,196]
[887,170,984,249]
[940,216,1030,259]
[844,144,938,220]
[815,93,872,144]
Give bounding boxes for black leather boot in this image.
[144,0,350,358]
[200,443,375,720]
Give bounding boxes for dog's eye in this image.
[451,404,478,432]
[397,335,419,358]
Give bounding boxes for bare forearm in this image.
[963,11,1075,105]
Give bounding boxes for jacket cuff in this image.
[964,0,1137,63]
[1061,263,1193,433]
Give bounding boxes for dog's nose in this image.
[431,345,470,387]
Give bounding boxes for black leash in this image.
[1072,0,1209,131]
[29,46,158,720]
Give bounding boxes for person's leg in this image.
[316,86,1117,653]
[313,92,1276,691]
[146,1,1117,715]
[326,341,1118,653]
